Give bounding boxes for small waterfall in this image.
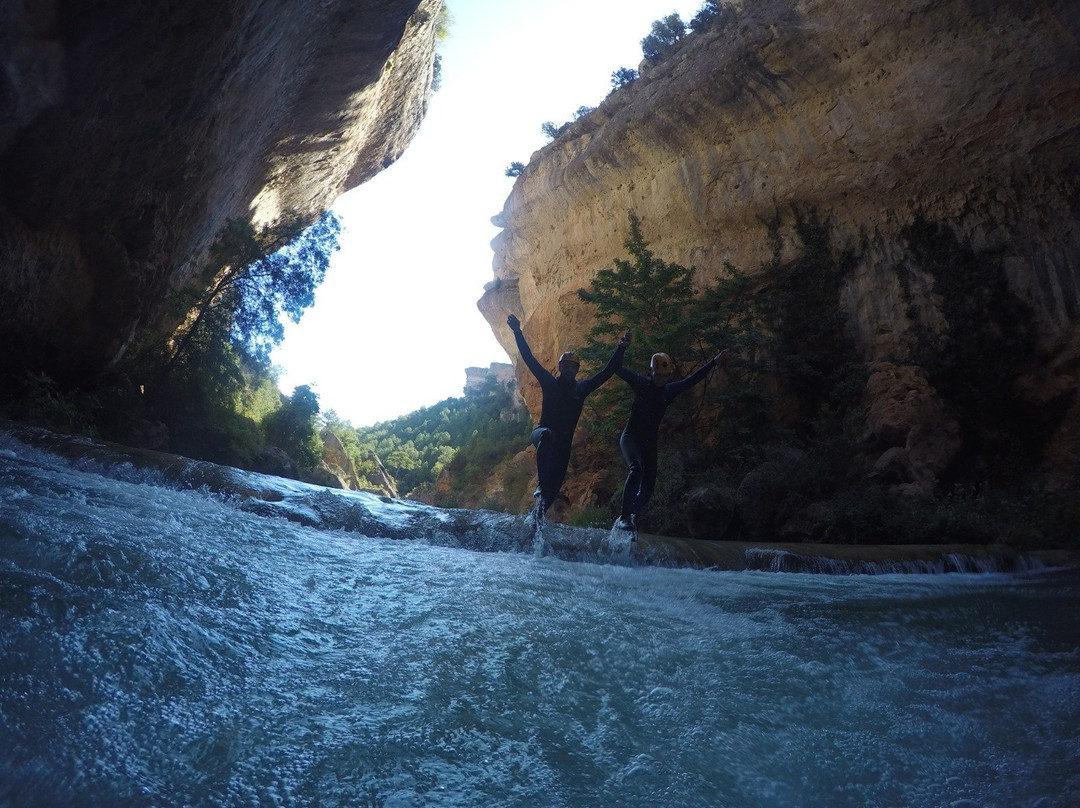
[744,547,1046,575]
[0,422,1063,575]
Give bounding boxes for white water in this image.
[1,432,1078,807]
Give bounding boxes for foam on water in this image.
[1,430,1078,807]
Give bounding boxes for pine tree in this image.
[577,211,709,435]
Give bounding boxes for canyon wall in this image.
[480,0,1080,494]
[0,0,440,383]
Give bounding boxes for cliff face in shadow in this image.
[480,0,1080,513]
[1,0,440,384]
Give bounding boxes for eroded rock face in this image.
[0,0,439,382]
[481,0,1080,493]
[861,362,962,495]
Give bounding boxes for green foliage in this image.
[353,376,530,495]
[432,53,443,92]
[238,373,285,426]
[641,13,686,63]
[262,384,322,468]
[322,410,391,490]
[577,211,708,435]
[696,262,777,465]
[230,213,340,362]
[576,207,870,533]
[610,67,638,91]
[157,212,339,388]
[690,1,737,33]
[541,120,571,141]
[429,5,452,92]
[113,213,340,471]
[579,212,701,369]
[900,216,1041,473]
[434,4,452,40]
[758,208,865,434]
[505,162,526,178]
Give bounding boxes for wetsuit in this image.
[511,327,626,509]
[615,358,718,522]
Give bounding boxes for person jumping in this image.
[613,347,728,535]
[507,314,629,520]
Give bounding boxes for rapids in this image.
[1,427,1077,807]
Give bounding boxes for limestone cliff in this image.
[481,0,1080,506]
[1,0,440,383]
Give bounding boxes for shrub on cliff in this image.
[610,68,638,92]
[641,13,686,63]
[689,1,738,33]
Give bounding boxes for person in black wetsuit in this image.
[614,348,728,532]
[507,314,629,516]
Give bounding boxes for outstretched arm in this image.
[579,330,631,394]
[668,349,729,396]
[507,314,550,381]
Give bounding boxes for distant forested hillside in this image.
[346,375,530,497]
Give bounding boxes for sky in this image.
[271,0,703,427]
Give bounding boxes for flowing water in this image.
[1,428,1077,807]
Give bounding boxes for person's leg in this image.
[619,432,645,521]
[636,438,659,512]
[532,427,570,508]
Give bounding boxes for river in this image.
[1,426,1077,807]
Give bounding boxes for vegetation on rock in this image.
[1,214,341,478]
[561,210,1077,549]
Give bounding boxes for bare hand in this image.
[507,314,520,332]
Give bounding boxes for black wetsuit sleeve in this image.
[615,364,648,385]
[577,341,628,395]
[512,327,553,383]
[666,358,717,398]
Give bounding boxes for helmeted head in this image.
[650,352,674,379]
[558,350,581,379]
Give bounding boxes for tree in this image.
[163,211,341,379]
[610,67,638,92]
[690,1,736,33]
[759,208,863,430]
[578,211,702,373]
[230,212,341,362]
[505,162,526,178]
[641,13,686,63]
[263,384,323,468]
[577,211,707,435]
[541,120,571,141]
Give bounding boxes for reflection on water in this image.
[1,431,1078,807]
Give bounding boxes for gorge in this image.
[475,0,1080,537]
[1,0,1078,545]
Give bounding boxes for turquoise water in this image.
[1,433,1077,807]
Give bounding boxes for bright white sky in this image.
[272,0,703,427]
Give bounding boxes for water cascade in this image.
[2,425,1077,807]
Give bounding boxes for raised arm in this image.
[507,314,551,382]
[579,330,631,394]
[667,349,728,396]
